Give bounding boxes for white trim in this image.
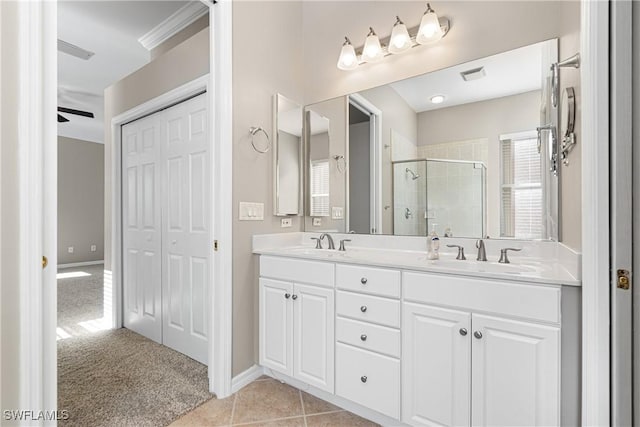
[138,2,208,51]
[208,0,234,399]
[348,94,383,234]
[580,1,610,425]
[231,365,265,394]
[16,0,58,419]
[57,260,104,269]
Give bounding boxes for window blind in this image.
[500,136,542,239]
[310,160,330,217]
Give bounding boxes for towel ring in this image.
[249,126,271,154]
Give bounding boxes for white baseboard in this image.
[58,260,104,269]
[231,364,265,394]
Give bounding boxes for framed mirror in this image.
[273,94,303,216]
[304,39,560,241]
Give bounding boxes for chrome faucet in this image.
[476,239,487,261]
[319,233,335,250]
[498,247,522,264]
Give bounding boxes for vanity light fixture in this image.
[430,95,445,104]
[336,3,450,71]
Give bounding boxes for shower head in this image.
[405,167,420,180]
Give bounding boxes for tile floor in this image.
[170,376,379,427]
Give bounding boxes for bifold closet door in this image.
[122,113,163,343]
[161,93,210,365]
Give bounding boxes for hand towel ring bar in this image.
[249,126,271,153]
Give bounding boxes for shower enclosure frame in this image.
[391,158,487,237]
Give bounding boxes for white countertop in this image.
[252,233,581,287]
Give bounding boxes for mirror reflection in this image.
[304,39,559,240]
[274,94,303,216]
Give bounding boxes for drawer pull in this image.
[361,277,368,284]
[459,328,467,336]
[474,331,483,339]
[361,375,368,383]
[360,305,367,313]
[292,294,298,300]
[360,334,367,341]
[284,293,291,299]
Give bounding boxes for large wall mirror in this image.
[304,39,560,241]
[274,94,303,216]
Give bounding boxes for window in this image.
[310,160,330,217]
[500,133,542,239]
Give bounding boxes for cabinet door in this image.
[471,314,560,427]
[259,278,293,376]
[402,303,471,426]
[293,283,335,393]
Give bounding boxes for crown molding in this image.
[138,2,208,51]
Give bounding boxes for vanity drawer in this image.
[336,264,400,298]
[336,317,400,358]
[336,343,400,419]
[336,291,400,328]
[403,271,561,324]
[260,255,334,288]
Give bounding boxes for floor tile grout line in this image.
[229,391,238,425]
[298,390,308,427]
[231,414,307,426]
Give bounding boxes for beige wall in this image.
[417,91,541,238]
[301,0,581,248]
[103,27,210,272]
[58,137,104,264]
[151,14,209,60]
[0,0,21,412]
[232,1,304,375]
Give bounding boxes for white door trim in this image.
[348,93,383,234]
[580,1,610,425]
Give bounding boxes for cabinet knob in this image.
[292,294,298,300]
[360,305,367,313]
[284,293,291,299]
[459,328,468,336]
[361,277,368,284]
[361,375,367,383]
[360,334,367,341]
[474,331,483,339]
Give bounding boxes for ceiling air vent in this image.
[460,66,486,82]
[57,39,95,60]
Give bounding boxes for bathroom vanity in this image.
[254,233,580,427]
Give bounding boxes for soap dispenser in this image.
[427,224,440,260]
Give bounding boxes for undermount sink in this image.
[425,258,539,275]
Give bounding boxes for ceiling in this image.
[57,1,192,143]
[389,41,545,113]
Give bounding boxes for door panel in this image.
[161,93,210,364]
[293,283,334,393]
[260,278,293,376]
[402,303,471,427]
[471,314,559,427]
[122,114,162,343]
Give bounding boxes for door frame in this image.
[348,93,382,234]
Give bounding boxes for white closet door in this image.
[122,113,163,343]
[161,93,210,364]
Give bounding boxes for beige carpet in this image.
[58,266,213,426]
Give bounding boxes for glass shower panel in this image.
[393,160,427,236]
[425,160,485,238]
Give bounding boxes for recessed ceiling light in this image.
[430,95,445,104]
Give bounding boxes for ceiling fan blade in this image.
[57,106,94,119]
[58,114,70,123]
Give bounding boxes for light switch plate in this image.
[239,202,265,221]
[331,207,344,219]
[281,218,292,228]
[312,217,322,226]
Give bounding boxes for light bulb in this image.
[417,3,444,45]
[430,95,445,104]
[388,16,412,54]
[337,37,358,70]
[361,27,384,63]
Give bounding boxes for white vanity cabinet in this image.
[402,272,561,427]
[259,256,335,393]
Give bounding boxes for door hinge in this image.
[214,240,219,252]
[617,269,631,290]
[42,255,48,269]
